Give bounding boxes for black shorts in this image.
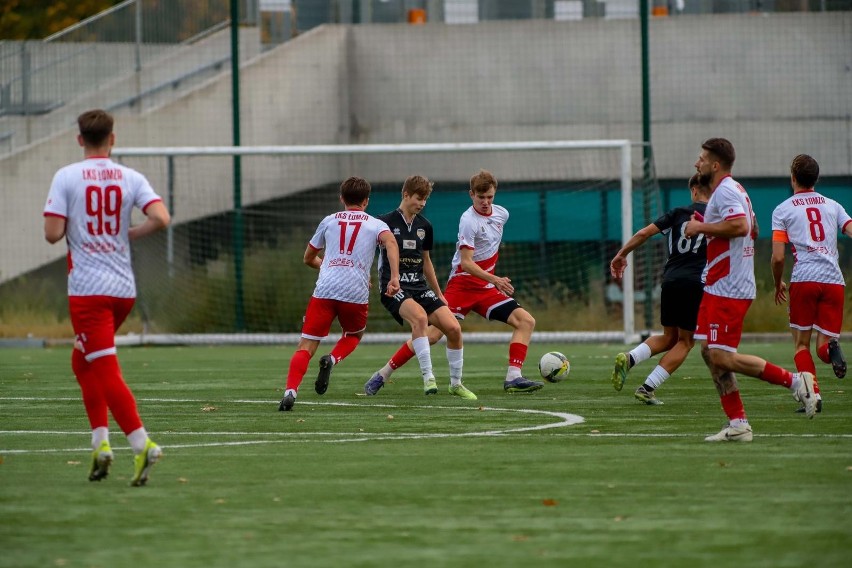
[380,288,447,326]
[659,280,704,331]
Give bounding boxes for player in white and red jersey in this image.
[43,109,170,485]
[371,170,543,395]
[771,154,852,411]
[278,176,400,412]
[684,138,817,442]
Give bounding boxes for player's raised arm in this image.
[610,223,660,279]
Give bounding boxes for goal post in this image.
[112,140,660,345]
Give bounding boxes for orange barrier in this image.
[408,8,427,24]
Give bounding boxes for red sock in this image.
[330,335,360,364]
[759,361,793,388]
[286,349,311,391]
[720,391,747,421]
[389,343,416,370]
[816,343,831,364]
[794,350,820,394]
[508,342,528,369]
[90,355,143,435]
[73,349,108,429]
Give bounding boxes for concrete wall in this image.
[2,13,850,284]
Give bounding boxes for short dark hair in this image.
[688,172,710,196]
[470,169,497,195]
[402,175,433,199]
[339,176,371,205]
[77,109,113,147]
[701,138,735,170]
[790,154,819,188]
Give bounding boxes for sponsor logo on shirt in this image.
[403,239,416,250]
[416,229,425,240]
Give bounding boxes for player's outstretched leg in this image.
[315,355,334,395]
[88,440,113,482]
[364,372,385,396]
[130,438,162,487]
[828,339,847,379]
[611,353,630,392]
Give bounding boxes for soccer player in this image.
[363,175,469,398]
[43,109,170,485]
[771,154,851,412]
[278,176,400,412]
[684,138,817,442]
[610,173,711,405]
[370,169,544,395]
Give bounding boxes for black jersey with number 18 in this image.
[377,209,434,292]
[653,202,708,284]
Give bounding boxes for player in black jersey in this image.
[609,173,711,405]
[364,176,472,398]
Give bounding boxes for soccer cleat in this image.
[704,423,753,442]
[424,378,438,395]
[88,440,113,482]
[448,383,477,400]
[364,372,385,396]
[130,438,162,487]
[793,372,818,419]
[315,355,334,395]
[634,385,663,405]
[611,352,629,392]
[828,339,846,379]
[795,398,822,414]
[503,376,544,394]
[278,391,296,411]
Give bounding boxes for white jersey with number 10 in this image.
[309,210,391,304]
[43,157,162,298]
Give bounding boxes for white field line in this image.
[0,397,584,454]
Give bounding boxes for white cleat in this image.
[704,424,753,442]
[793,372,817,419]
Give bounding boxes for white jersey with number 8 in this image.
[43,157,162,298]
[771,190,851,285]
[309,210,391,304]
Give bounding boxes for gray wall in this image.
[2,13,850,284]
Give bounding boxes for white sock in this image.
[505,366,522,381]
[91,426,109,450]
[412,336,434,382]
[644,365,670,390]
[447,347,463,386]
[127,427,149,455]
[629,343,652,367]
[285,388,297,398]
[379,362,394,379]
[789,373,801,393]
[730,418,749,428]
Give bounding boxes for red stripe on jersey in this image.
[724,212,746,220]
[66,251,73,274]
[453,252,498,275]
[705,238,731,287]
[44,212,66,219]
[141,198,163,214]
[843,219,852,233]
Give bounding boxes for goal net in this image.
[111,140,665,344]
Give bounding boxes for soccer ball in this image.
[538,351,570,383]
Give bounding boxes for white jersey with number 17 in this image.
[309,209,391,304]
[771,190,851,285]
[43,157,162,298]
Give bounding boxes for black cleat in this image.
[315,355,334,395]
[278,392,295,411]
[503,376,545,393]
[795,399,822,414]
[828,339,846,379]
